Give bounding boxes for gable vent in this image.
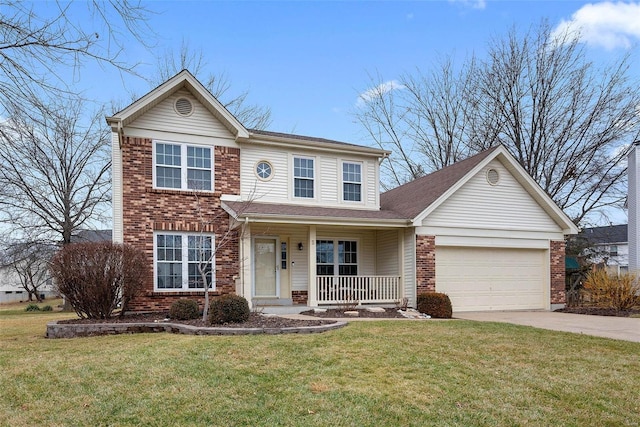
[486,168,500,185]
[174,97,194,116]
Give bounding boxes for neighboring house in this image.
[575,225,628,275]
[629,142,640,272]
[0,243,56,304]
[0,230,112,304]
[106,70,578,313]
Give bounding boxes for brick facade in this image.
[416,235,436,294]
[550,240,566,305]
[291,291,308,305]
[121,136,241,311]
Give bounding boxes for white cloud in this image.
[553,1,640,50]
[448,0,487,10]
[356,80,405,107]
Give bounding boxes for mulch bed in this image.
[300,307,406,318]
[58,312,333,329]
[554,307,640,317]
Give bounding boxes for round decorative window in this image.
[256,161,273,180]
[174,97,194,117]
[486,168,500,185]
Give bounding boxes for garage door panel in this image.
[436,247,547,311]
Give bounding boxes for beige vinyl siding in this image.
[375,230,399,276]
[127,90,235,143]
[423,159,561,232]
[366,160,377,206]
[320,156,338,202]
[239,144,381,209]
[111,132,123,243]
[403,228,416,306]
[240,145,290,200]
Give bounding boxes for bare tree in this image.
[0,95,111,244]
[355,21,640,223]
[191,189,252,322]
[0,0,153,108]
[0,241,54,302]
[468,23,640,223]
[150,39,272,130]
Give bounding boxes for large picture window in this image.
[342,162,362,202]
[316,239,358,276]
[154,141,212,191]
[155,233,214,291]
[293,156,314,198]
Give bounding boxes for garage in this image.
[435,246,547,311]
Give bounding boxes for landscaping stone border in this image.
[46,320,347,338]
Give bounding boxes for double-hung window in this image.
[155,142,212,191]
[294,156,314,198]
[156,233,215,291]
[342,162,362,202]
[316,239,358,276]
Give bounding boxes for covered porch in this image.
[224,201,410,308]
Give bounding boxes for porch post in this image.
[240,224,253,308]
[308,225,317,307]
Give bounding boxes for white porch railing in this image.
[316,276,401,305]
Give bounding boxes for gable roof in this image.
[579,224,627,245]
[381,145,578,234]
[381,147,500,220]
[105,69,249,140]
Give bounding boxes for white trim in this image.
[416,225,566,241]
[254,160,274,182]
[291,154,317,201]
[153,231,216,292]
[152,140,214,192]
[340,160,364,204]
[435,235,551,249]
[315,237,361,276]
[252,236,281,298]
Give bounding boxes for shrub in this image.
[583,269,640,312]
[417,292,453,318]
[25,303,40,312]
[209,294,250,324]
[169,299,200,320]
[41,305,53,312]
[49,242,148,319]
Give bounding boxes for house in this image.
[628,142,640,272]
[106,70,578,313]
[573,225,628,275]
[0,230,112,304]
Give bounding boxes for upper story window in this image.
[342,162,362,202]
[154,141,212,191]
[294,156,314,198]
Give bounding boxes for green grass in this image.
[1,306,639,426]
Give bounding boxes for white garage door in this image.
[436,247,547,312]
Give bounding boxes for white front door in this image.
[254,237,279,297]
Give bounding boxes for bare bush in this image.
[49,242,148,319]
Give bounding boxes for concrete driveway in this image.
[455,311,640,343]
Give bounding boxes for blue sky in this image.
[69,0,639,146]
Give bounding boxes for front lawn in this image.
[1,307,638,426]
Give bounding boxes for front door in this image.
[254,237,279,297]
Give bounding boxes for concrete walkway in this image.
[455,311,640,343]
